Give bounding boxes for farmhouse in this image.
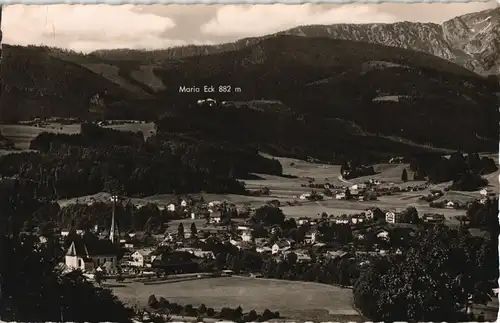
[335,192,346,200]
[167,203,176,212]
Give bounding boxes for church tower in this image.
[109,195,119,244]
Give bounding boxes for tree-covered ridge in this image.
[0,124,283,199]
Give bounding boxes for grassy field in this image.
[111,276,360,321]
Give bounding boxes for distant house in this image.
[297,217,310,225]
[272,241,291,254]
[422,213,445,224]
[65,238,118,274]
[208,201,222,208]
[335,192,346,200]
[241,230,253,242]
[385,211,402,224]
[480,189,488,196]
[376,229,390,240]
[181,200,188,207]
[256,246,272,253]
[479,197,489,204]
[167,203,176,212]
[365,209,374,220]
[299,193,311,200]
[209,211,222,224]
[334,217,350,224]
[445,201,457,209]
[325,250,349,260]
[304,231,318,244]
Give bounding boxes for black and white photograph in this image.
[0,2,499,322]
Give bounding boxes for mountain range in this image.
[0,7,498,161]
[93,7,500,76]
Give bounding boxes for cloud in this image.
[200,4,398,37]
[2,5,178,52]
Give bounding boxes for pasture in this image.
[111,276,360,321]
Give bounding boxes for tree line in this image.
[409,151,497,189]
[147,294,280,322]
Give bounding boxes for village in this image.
[57,173,496,282]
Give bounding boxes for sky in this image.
[2,2,498,53]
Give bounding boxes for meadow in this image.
[111,276,361,321]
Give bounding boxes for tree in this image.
[262,309,273,321]
[401,168,408,182]
[190,222,198,237]
[148,295,159,309]
[286,252,298,265]
[94,270,106,286]
[177,223,184,240]
[355,226,492,321]
[0,233,134,322]
[345,188,352,200]
[206,308,215,317]
[198,303,207,315]
[248,309,258,321]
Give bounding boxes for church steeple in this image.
[109,195,119,244]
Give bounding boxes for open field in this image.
[111,276,360,321]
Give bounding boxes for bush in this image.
[248,310,258,321]
[158,297,169,309]
[206,308,215,317]
[198,303,207,314]
[273,311,280,318]
[147,294,158,309]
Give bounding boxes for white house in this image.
[167,203,176,212]
[181,200,188,207]
[241,230,253,242]
[385,211,402,224]
[299,193,311,200]
[130,249,154,267]
[335,192,346,200]
[304,231,318,244]
[208,201,222,208]
[297,217,310,225]
[365,209,374,220]
[65,240,118,274]
[377,230,390,240]
[256,246,272,253]
[209,212,222,224]
[480,189,488,196]
[445,201,456,209]
[272,241,291,255]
